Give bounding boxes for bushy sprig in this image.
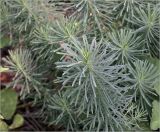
[51,36,145,131]
[128,60,159,109]
[3,48,43,99]
[129,4,160,57]
[66,0,113,32]
[108,29,145,64]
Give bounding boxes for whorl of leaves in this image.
[128,60,159,109]
[48,36,145,131]
[1,0,160,131]
[3,48,43,99]
[108,29,144,64]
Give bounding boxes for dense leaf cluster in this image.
[0,0,160,131]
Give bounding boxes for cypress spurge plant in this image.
[50,36,145,131]
[60,0,113,31]
[108,29,144,64]
[128,60,159,109]
[0,0,160,131]
[129,4,160,57]
[2,48,44,99]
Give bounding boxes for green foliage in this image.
[51,36,145,131]
[34,17,80,44]
[129,4,160,57]
[128,60,158,108]
[0,89,18,120]
[48,92,77,130]
[150,100,160,130]
[148,57,160,96]
[3,48,43,98]
[108,29,144,64]
[0,0,160,131]
[112,0,144,21]
[31,17,81,63]
[3,0,38,32]
[68,0,113,31]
